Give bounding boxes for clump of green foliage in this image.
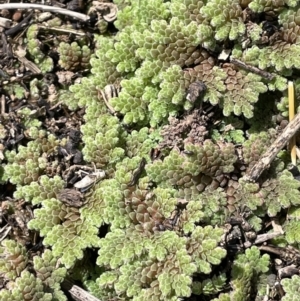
[2,0,300,300]
[0,240,67,301]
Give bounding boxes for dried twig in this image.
[0,95,6,115]
[253,231,282,245]
[97,85,119,116]
[278,264,299,279]
[243,111,300,182]
[259,245,283,256]
[259,245,300,265]
[274,281,285,298]
[128,157,147,186]
[61,279,102,301]
[39,25,86,36]
[0,4,90,22]
[278,265,299,279]
[230,58,275,80]
[0,225,12,242]
[1,31,12,57]
[5,11,34,36]
[16,56,41,74]
[49,101,63,111]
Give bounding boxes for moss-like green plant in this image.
[3,134,62,186]
[26,24,53,72]
[96,227,226,301]
[213,247,270,301]
[192,274,227,296]
[281,275,300,301]
[0,240,67,300]
[58,41,91,71]
[28,199,100,268]
[4,0,300,300]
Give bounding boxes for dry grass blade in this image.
[288,81,296,165]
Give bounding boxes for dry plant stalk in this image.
[0,3,90,21]
[230,58,275,80]
[243,110,300,182]
[61,279,102,301]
